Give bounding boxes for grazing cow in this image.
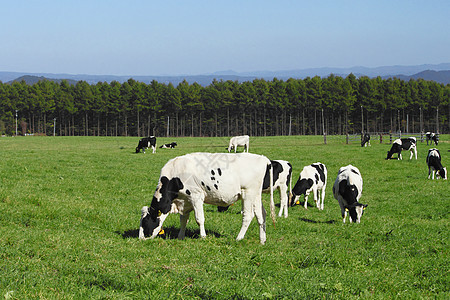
[426,132,439,146]
[159,142,177,149]
[227,135,250,153]
[217,159,292,218]
[426,148,447,180]
[361,133,371,147]
[386,137,417,160]
[332,165,367,223]
[289,162,327,211]
[136,136,156,154]
[139,152,274,244]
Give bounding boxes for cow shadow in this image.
[119,226,223,240]
[299,218,336,224]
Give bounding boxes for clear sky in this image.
[1,0,449,76]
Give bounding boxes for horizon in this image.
[1,1,449,76]
[2,62,450,78]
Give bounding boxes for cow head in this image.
[139,176,183,239]
[289,178,313,206]
[347,203,368,223]
[437,167,447,180]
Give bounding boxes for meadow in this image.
[0,135,448,299]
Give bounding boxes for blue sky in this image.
[1,0,449,75]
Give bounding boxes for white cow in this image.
[228,135,250,153]
[332,165,367,223]
[289,162,327,210]
[139,152,274,244]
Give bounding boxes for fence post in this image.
[323,132,327,144]
[346,133,349,144]
[389,132,392,144]
[421,132,424,143]
[379,133,382,144]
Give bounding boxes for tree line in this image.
[0,74,449,137]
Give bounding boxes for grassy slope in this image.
[0,135,448,299]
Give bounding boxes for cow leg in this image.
[253,196,267,245]
[399,152,402,160]
[191,200,207,238]
[236,195,255,242]
[339,202,347,223]
[313,187,320,209]
[178,212,190,240]
[320,185,326,210]
[303,191,311,209]
[428,167,432,179]
[278,186,288,218]
[152,146,156,154]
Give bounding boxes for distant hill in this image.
[1,63,450,86]
[7,75,78,85]
[384,70,450,84]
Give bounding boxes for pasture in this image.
[0,135,448,299]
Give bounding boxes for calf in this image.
[136,136,156,154]
[159,142,177,149]
[332,165,367,223]
[386,137,417,160]
[289,162,327,210]
[426,148,447,179]
[228,135,250,153]
[139,152,274,244]
[426,132,439,146]
[361,133,371,147]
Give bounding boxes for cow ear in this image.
[362,204,368,209]
[169,177,184,192]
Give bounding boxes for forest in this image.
[0,74,449,137]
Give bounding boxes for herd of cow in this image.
[137,132,446,244]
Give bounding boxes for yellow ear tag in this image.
[345,208,349,212]
[363,206,366,210]
[296,200,300,205]
[158,211,162,217]
[158,229,165,235]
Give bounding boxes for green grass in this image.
[0,135,448,299]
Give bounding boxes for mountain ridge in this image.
[2,63,450,86]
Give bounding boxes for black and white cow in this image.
[332,165,367,223]
[159,142,177,149]
[289,162,327,210]
[136,136,156,154]
[386,137,417,160]
[361,133,371,147]
[426,148,447,180]
[217,159,292,218]
[426,132,439,146]
[265,160,292,218]
[227,135,250,153]
[139,152,274,244]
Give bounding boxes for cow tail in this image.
[269,163,276,226]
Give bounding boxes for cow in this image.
[426,132,439,146]
[227,135,250,153]
[159,142,177,149]
[217,159,292,218]
[386,137,417,160]
[332,165,367,223]
[361,133,371,147]
[289,162,327,211]
[426,148,447,180]
[267,160,292,218]
[136,136,156,154]
[139,152,275,244]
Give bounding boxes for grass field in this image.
[0,135,448,299]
